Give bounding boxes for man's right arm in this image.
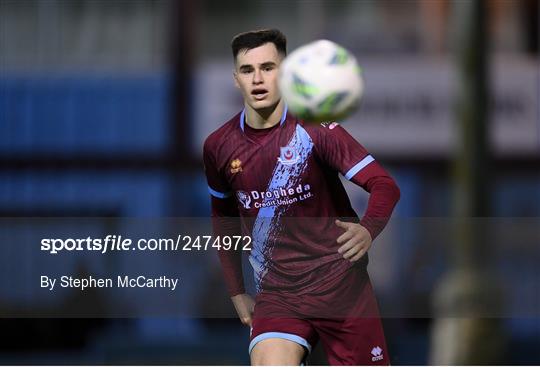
[203,140,254,325]
[210,192,255,326]
[210,195,245,296]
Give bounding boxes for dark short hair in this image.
[231,29,287,60]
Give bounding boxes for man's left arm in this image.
[316,123,400,262]
[336,162,400,262]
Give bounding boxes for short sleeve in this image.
[316,122,375,181]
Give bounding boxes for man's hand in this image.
[231,293,255,327]
[335,219,372,262]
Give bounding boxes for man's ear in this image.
[233,70,240,89]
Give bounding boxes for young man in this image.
[203,29,400,365]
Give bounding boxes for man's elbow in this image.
[389,178,400,204]
[374,176,401,204]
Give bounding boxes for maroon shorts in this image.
[249,267,389,365]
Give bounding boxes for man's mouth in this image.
[251,88,268,100]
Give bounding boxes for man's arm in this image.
[315,123,400,261]
[211,197,245,295]
[354,164,401,241]
[204,140,254,325]
[210,196,255,326]
[336,166,400,262]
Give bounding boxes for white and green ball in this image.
[278,39,364,122]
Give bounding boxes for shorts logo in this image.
[236,190,251,209]
[278,146,299,165]
[371,346,384,362]
[230,159,243,174]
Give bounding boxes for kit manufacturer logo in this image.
[371,346,384,362]
[230,159,243,174]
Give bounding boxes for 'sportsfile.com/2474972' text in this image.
[40,235,252,254]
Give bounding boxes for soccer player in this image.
[203,29,400,365]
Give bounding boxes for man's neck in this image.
[244,100,284,129]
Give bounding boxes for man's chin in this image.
[249,98,280,112]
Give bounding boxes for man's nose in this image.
[253,69,263,84]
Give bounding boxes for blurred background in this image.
[0,0,538,364]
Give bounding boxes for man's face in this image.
[234,42,283,111]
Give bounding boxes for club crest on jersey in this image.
[278,146,299,165]
[230,159,243,174]
[236,191,251,209]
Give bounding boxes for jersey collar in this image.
[239,104,288,132]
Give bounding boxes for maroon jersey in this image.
[203,106,400,296]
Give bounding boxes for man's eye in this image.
[263,66,274,71]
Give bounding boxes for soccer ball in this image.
[278,39,363,122]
